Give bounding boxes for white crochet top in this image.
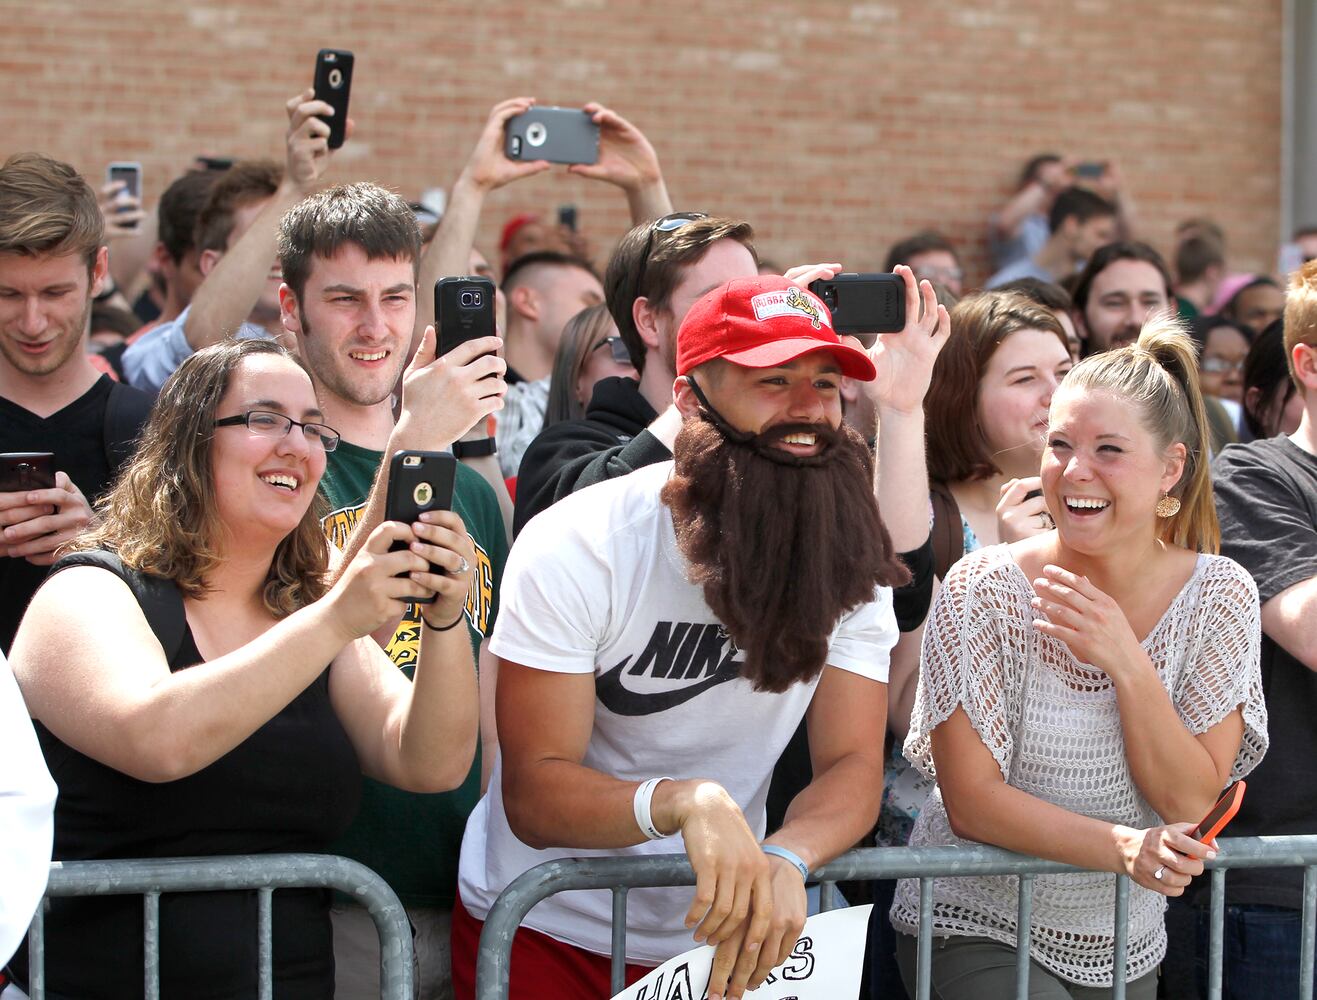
[889,545,1268,987]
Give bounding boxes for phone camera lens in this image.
[459,290,483,308]
[526,122,548,147]
[328,68,343,88]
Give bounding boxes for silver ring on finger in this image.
[457,556,470,575]
[1154,866,1165,880]
[1038,511,1054,531]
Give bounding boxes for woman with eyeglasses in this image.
[7,339,479,999]
[1190,315,1252,452]
[542,302,638,428]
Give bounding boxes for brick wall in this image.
[1,0,1283,285]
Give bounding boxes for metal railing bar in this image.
[1302,865,1316,998]
[1016,873,1034,1000]
[1208,867,1225,1000]
[820,880,837,913]
[29,854,412,1000]
[917,877,933,1000]
[1111,876,1129,999]
[611,886,628,996]
[474,837,1317,1000]
[26,902,45,1000]
[257,887,273,1000]
[144,890,160,1000]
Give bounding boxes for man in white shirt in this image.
[0,648,56,973]
[454,274,945,1000]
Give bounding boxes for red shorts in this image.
[450,892,655,1000]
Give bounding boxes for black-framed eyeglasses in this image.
[213,410,342,452]
[590,335,634,366]
[633,212,708,301]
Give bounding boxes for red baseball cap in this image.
[499,213,540,254]
[676,275,876,381]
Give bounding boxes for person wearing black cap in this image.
[451,272,949,1000]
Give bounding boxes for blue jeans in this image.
[1195,904,1317,999]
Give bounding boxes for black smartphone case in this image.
[504,107,600,165]
[0,452,55,493]
[385,451,457,605]
[809,273,906,337]
[314,49,354,149]
[436,276,497,357]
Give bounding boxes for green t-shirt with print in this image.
[319,440,507,907]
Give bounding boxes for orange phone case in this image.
[1191,781,1246,843]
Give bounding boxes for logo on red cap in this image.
[750,287,830,331]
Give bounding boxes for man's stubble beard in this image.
[298,312,406,409]
[661,414,910,694]
[0,294,91,378]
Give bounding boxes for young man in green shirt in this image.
[276,181,508,1000]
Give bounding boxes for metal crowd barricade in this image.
[474,836,1317,1000]
[25,853,413,1000]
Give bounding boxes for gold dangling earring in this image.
[1155,493,1181,518]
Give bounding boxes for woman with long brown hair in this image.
[7,338,479,998]
[889,319,1268,997]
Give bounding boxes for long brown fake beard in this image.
[660,413,910,694]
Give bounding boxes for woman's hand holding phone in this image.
[407,511,476,631]
[325,522,437,642]
[1116,822,1216,896]
[997,476,1054,542]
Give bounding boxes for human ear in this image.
[89,246,110,297]
[278,284,303,338]
[1293,343,1317,391]
[673,375,701,419]
[508,285,539,323]
[1160,441,1188,494]
[198,248,221,278]
[632,297,662,352]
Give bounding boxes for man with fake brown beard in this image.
[453,274,947,1000]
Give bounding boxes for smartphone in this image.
[0,452,56,494]
[558,203,578,232]
[1074,161,1106,180]
[436,276,497,357]
[194,156,235,172]
[1190,781,1246,844]
[313,49,354,150]
[106,162,142,229]
[505,107,599,165]
[808,273,906,343]
[384,450,457,605]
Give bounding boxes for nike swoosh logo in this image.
[595,655,742,716]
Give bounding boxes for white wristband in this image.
[633,776,674,840]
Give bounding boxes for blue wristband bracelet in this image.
[762,845,809,882]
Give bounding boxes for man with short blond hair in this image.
[0,152,151,654]
[1210,259,1317,996]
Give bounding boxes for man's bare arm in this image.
[414,98,550,342]
[184,90,343,350]
[1262,579,1317,670]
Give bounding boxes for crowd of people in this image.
[2,79,1316,1000]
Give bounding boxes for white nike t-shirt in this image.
[457,461,897,963]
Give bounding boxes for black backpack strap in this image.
[101,380,153,472]
[928,482,965,582]
[48,550,186,662]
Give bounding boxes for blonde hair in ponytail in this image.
[1061,314,1220,554]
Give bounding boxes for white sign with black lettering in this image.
[610,904,871,1000]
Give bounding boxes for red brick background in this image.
[1,0,1283,285]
